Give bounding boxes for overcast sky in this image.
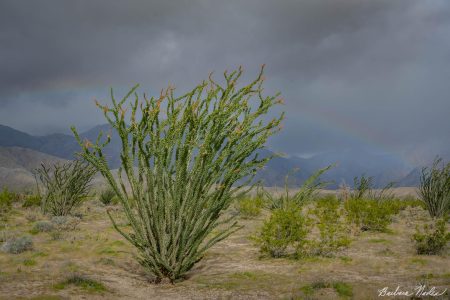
[0,0,449,165]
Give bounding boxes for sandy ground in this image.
[0,198,448,300]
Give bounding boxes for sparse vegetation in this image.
[255,205,309,258]
[300,281,353,298]
[0,188,18,217]
[31,221,55,234]
[0,186,448,298]
[413,218,450,255]
[22,193,42,208]
[53,274,106,293]
[36,160,96,216]
[22,258,37,266]
[1,235,33,254]
[419,157,450,218]
[257,194,351,259]
[332,281,353,298]
[344,198,397,232]
[236,196,264,218]
[304,196,350,257]
[50,216,80,231]
[71,66,284,282]
[99,188,117,206]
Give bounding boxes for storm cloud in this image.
[0,0,449,165]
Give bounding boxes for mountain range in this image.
[0,124,422,190]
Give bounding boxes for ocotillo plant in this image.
[419,157,450,218]
[261,165,333,210]
[71,66,284,282]
[350,174,395,201]
[36,160,96,216]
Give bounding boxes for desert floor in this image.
[0,193,449,300]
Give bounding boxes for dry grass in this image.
[0,199,448,299]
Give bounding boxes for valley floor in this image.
[0,200,449,300]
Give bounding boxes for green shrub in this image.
[255,205,309,258]
[31,221,55,234]
[1,236,33,254]
[23,258,37,266]
[36,160,96,216]
[72,66,283,282]
[99,188,118,206]
[54,274,106,293]
[303,196,350,257]
[22,194,42,208]
[300,281,353,298]
[333,282,353,298]
[381,198,409,215]
[419,157,450,218]
[413,218,450,255]
[236,197,264,218]
[386,196,425,213]
[401,196,425,208]
[0,188,18,215]
[344,198,395,232]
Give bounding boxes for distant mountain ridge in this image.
[0,124,421,189]
[0,124,120,163]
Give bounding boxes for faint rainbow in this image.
[298,104,414,167]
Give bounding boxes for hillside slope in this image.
[0,147,67,191]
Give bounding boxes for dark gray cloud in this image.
[0,0,449,165]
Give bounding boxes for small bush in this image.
[236,197,264,218]
[344,198,396,232]
[51,216,80,231]
[401,196,425,209]
[381,197,425,216]
[54,274,106,293]
[333,282,353,298]
[31,221,55,234]
[25,212,41,222]
[37,160,96,216]
[99,188,118,206]
[0,188,18,216]
[1,236,33,254]
[300,281,353,298]
[50,231,64,241]
[255,205,309,257]
[303,196,350,257]
[22,194,42,208]
[381,198,412,215]
[413,218,450,255]
[23,258,37,266]
[419,157,450,218]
